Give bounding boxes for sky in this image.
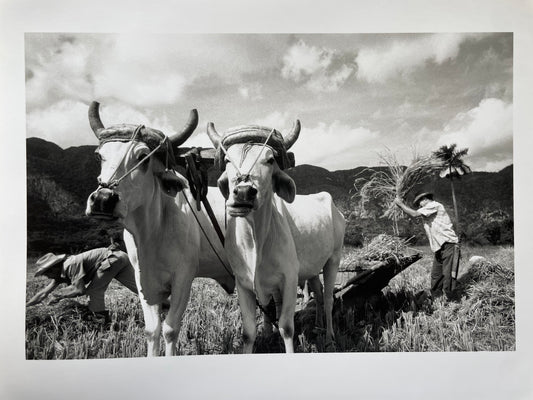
[24,32,513,172]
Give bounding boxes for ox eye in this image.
[94,152,102,162]
[266,157,275,165]
[133,147,150,161]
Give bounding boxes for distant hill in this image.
[26,137,514,254]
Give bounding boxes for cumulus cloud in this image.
[25,34,282,112]
[253,112,380,170]
[281,40,355,93]
[356,33,478,83]
[26,100,180,149]
[238,83,263,100]
[292,121,380,170]
[27,100,97,148]
[437,98,513,171]
[26,38,95,108]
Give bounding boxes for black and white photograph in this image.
[23,32,515,357]
[1,1,533,399]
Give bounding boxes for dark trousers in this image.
[431,242,461,299]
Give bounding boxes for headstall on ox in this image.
[207,121,300,185]
[95,124,175,191]
[87,101,198,218]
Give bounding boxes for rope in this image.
[244,128,274,176]
[113,141,163,186]
[182,193,235,281]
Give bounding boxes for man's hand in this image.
[394,197,404,207]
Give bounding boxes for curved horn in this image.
[88,101,105,138]
[169,109,199,147]
[206,122,222,148]
[283,120,301,150]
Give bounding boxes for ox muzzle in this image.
[86,187,120,220]
[228,183,258,217]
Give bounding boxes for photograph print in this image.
[25,32,514,358]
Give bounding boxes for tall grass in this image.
[25,245,515,358]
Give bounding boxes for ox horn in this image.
[169,109,199,147]
[283,120,301,150]
[88,101,105,138]
[206,122,222,148]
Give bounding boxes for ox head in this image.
[85,101,197,220]
[206,122,300,217]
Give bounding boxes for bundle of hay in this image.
[356,150,442,222]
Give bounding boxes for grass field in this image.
[25,244,515,358]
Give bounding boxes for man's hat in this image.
[34,253,67,276]
[412,192,434,208]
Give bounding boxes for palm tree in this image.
[432,144,472,236]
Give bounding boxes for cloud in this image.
[26,100,181,149]
[25,34,283,111]
[25,38,95,108]
[27,100,97,148]
[281,40,355,93]
[293,121,380,170]
[238,83,263,100]
[356,33,478,83]
[436,98,513,171]
[253,111,293,129]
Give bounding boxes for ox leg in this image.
[322,256,340,348]
[278,279,297,353]
[139,298,162,357]
[236,282,257,354]
[308,276,324,329]
[163,277,194,356]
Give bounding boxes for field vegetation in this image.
[25,244,515,358]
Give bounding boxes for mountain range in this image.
[26,137,514,254]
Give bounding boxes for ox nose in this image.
[88,188,119,218]
[233,185,257,203]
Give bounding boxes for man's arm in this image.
[394,198,423,218]
[48,280,86,304]
[26,280,60,306]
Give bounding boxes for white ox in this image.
[207,123,345,353]
[85,102,234,356]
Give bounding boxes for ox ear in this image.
[273,166,296,203]
[217,171,230,200]
[156,170,188,197]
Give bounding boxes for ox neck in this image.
[228,192,276,256]
[122,188,188,241]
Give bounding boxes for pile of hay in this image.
[463,260,515,319]
[341,234,414,274]
[359,234,412,262]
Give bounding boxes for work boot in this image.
[89,310,111,324]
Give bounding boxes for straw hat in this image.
[34,253,67,276]
[412,192,434,208]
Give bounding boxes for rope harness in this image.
[97,125,169,190]
[218,128,275,186]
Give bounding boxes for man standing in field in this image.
[26,243,138,322]
[394,192,460,301]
